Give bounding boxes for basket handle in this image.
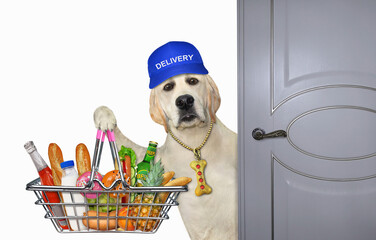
[87,129,105,189]
[107,130,129,188]
[86,129,130,190]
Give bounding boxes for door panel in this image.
[274,161,376,240]
[273,0,376,107]
[239,0,376,239]
[286,106,376,160]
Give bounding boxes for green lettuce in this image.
[118,146,137,202]
[118,146,136,167]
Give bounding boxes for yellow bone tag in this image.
[190,159,212,196]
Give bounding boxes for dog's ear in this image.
[149,89,168,132]
[206,75,221,123]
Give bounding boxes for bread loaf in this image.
[159,177,192,203]
[164,177,192,187]
[76,143,91,176]
[161,171,175,185]
[48,143,64,186]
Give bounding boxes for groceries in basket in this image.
[87,194,118,212]
[24,141,69,230]
[60,160,87,231]
[76,171,103,198]
[102,170,130,198]
[118,146,137,202]
[121,159,192,232]
[75,143,92,176]
[48,143,64,186]
[82,210,118,230]
[118,206,136,231]
[25,131,191,233]
[118,146,137,186]
[136,141,158,186]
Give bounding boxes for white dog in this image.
[94,73,237,240]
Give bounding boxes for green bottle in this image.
[136,141,158,186]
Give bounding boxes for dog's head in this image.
[149,73,221,132]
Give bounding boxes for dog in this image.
[94,73,237,239]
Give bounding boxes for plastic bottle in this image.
[24,141,69,230]
[60,160,87,231]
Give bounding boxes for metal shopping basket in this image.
[26,129,188,233]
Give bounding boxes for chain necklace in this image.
[168,121,213,196]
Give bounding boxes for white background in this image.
[0,1,237,239]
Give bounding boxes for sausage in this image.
[82,210,117,230]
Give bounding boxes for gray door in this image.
[238,0,376,240]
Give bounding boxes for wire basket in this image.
[25,129,188,233]
[26,178,186,233]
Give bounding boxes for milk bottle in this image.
[60,160,87,231]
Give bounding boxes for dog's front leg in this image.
[94,106,117,131]
[94,106,146,161]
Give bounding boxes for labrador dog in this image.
[94,73,237,240]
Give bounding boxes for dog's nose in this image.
[175,94,195,110]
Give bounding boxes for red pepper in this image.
[123,155,131,178]
[121,155,132,203]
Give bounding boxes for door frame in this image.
[237,0,246,239]
[238,0,376,239]
[238,0,274,239]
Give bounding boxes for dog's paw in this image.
[93,106,117,131]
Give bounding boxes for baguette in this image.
[163,177,192,187]
[159,177,192,203]
[161,171,175,185]
[48,143,64,186]
[76,143,91,176]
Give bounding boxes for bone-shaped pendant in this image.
[190,159,212,196]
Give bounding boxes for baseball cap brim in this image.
[149,63,208,89]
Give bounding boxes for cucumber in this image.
[131,177,136,186]
[130,167,136,186]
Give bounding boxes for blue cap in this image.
[60,160,75,169]
[148,41,209,89]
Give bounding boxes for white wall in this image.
[0,1,237,239]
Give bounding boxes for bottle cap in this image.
[60,160,75,169]
[24,141,36,154]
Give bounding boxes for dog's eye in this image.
[163,82,174,91]
[187,78,199,85]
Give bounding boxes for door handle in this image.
[252,128,287,140]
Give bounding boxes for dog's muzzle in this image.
[176,94,198,122]
[175,94,194,110]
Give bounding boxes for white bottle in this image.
[60,160,87,231]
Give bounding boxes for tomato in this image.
[118,206,135,231]
[102,170,130,198]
